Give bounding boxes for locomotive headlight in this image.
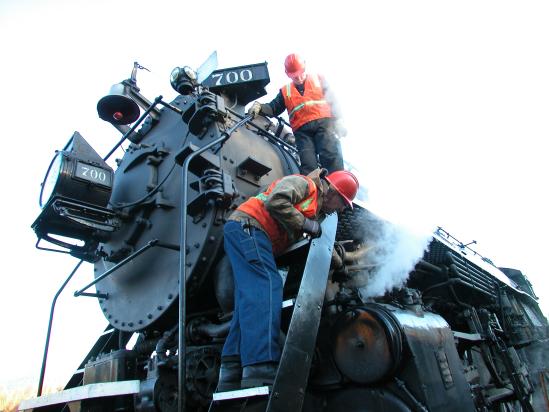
[32,132,118,260]
[40,151,64,207]
[170,65,197,95]
[39,146,113,208]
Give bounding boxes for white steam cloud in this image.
[356,216,433,299]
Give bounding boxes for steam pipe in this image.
[331,248,343,270]
[420,277,495,301]
[190,320,231,339]
[484,388,515,405]
[346,264,378,272]
[156,324,179,362]
[449,264,496,297]
[415,259,444,274]
[343,246,373,263]
[393,378,429,412]
[449,260,495,290]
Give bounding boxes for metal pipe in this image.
[484,388,515,405]
[449,258,495,289]
[449,263,495,295]
[451,278,495,300]
[156,324,179,362]
[421,280,454,296]
[446,251,496,290]
[393,377,429,412]
[346,263,378,272]
[159,99,183,115]
[330,248,343,270]
[191,320,231,338]
[415,259,444,274]
[38,260,84,396]
[343,246,373,263]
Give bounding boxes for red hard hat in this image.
[284,53,306,77]
[325,170,359,208]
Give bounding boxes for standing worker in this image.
[216,168,359,391]
[249,53,346,175]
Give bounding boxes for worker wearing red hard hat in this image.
[249,53,346,175]
[216,168,359,391]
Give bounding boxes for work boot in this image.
[216,356,242,392]
[241,362,278,388]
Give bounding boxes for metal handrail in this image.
[73,240,179,298]
[38,260,84,396]
[178,113,254,412]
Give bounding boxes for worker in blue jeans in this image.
[217,168,359,391]
[221,221,283,387]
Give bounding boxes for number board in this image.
[202,62,270,105]
[74,161,113,188]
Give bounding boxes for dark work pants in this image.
[221,221,283,367]
[294,118,344,175]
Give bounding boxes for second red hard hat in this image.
[325,170,359,208]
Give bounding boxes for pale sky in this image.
[1,0,548,391]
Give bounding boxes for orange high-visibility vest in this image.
[237,175,319,255]
[281,74,332,131]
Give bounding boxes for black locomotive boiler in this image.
[24,58,549,412]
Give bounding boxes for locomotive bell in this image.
[97,82,141,125]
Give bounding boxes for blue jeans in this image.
[221,220,283,366]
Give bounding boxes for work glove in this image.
[302,218,321,238]
[334,119,348,138]
[248,101,262,118]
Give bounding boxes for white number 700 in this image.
[211,69,253,86]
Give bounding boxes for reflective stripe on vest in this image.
[281,74,332,131]
[237,175,319,255]
[288,100,328,119]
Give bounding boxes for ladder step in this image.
[100,328,115,336]
[453,331,483,341]
[19,380,140,410]
[212,386,270,401]
[282,298,295,308]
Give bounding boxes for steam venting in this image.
[351,213,433,299]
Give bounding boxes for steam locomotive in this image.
[24,55,548,412]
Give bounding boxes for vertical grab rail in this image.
[37,259,84,396]
[178,114,253,412]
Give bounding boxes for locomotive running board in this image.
[213,386,270,401]
[209,213,338,412]
[18,380,140,411]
